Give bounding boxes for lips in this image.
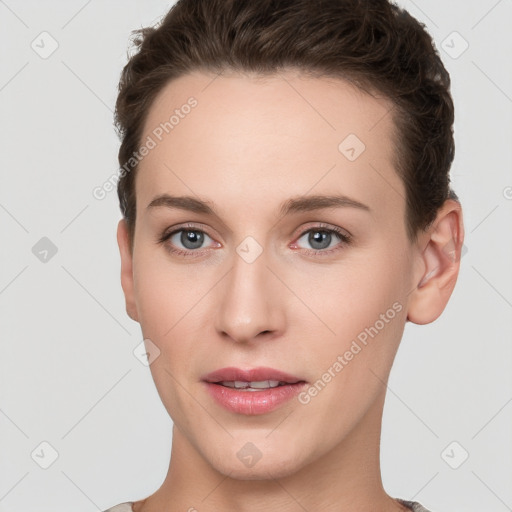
[202,367,304,386]
[202,366,307,415]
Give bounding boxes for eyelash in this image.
[156,222,352,258]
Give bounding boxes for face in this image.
[121,70,419,479]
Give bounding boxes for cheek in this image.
[132,252,211,422]
[290,256,409,440]
[132,247,221,385]
[288,246,409,335]
[133,245,205,336]
[288,245,411,405]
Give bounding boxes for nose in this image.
[215,243,286,344]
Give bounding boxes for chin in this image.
[215,460,303,481]
[206,442,310,481]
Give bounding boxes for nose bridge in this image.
[215,239,284,343]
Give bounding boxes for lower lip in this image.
[203,382,307,415]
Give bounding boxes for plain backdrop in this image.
[0,1,511,511]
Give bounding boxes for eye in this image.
[157,224,220,257]
[292,225,351,254]
[170,229,211,250]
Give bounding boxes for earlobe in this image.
[407,199,464,325]
[116,219,139,323]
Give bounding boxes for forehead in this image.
[135,70,404,224]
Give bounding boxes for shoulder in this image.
[102,503,134,512]
[397,498,434,512]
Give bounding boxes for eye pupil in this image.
[309,231,331,250]
[181,230,204,249]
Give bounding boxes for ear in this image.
[117,219,139,323]
[407,199,464,325]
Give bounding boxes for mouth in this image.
[215,380,296,390]
[203,366,304,381]
[202,367,307,415]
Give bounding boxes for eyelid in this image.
[289,223,352,255]
[292,222,351,242]
[157,223,221,259]
[157,222,217,244]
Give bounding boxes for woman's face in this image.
[120,70,420,479]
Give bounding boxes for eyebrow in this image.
[146,193,370,217]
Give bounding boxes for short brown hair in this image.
[115,0,457,247]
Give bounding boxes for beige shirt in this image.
[103,499,433,511]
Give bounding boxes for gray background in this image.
[0,1,511,510]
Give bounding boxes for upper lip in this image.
[202,366,305,384]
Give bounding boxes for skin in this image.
[117,69,464,512]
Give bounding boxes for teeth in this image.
[220,380,282,389]
[250,380,280,389]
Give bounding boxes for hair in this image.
[115,0,457,248]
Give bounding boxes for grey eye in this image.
[296,230,341,251]
[170,230,211,250]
